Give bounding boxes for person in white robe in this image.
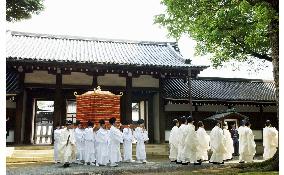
[84,121,96,166]
[108,117,123,167]
[238,120,246,163]
[196,121,210,162]
[263,120,278,160]
[134,119,149,163]
[58,120,76,167]
[183,116,201,165]
[95,119,110,166]
[74,121,85,164]
[176,116,187,164]
[54,124,61,163]
[168,119,179,162]
[209,120,226,164]
[223,122,234,160]
[242,121,256,163]
[122,123,134,162]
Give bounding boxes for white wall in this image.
[25,71,56,84]
[133,75,159,87]
[63,72,92,85]
[97,74,126,86]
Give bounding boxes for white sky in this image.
[6,0,274,80]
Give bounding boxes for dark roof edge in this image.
[195,76,274,83]
[7,30,177,46]
[163,98,276,103]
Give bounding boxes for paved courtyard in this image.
[7,156,265,175]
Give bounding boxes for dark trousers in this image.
[233,139,239,155]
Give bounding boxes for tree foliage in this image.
[6,0,44,22]
[154,0,278,68]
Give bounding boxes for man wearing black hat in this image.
[238,120,246,163]
[58,120,76,167]
[84,120,96,166]
[74,120,85,164]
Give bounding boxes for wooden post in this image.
[54,69,62,130]
[23,89,33,144]
[125,75,132,124]
[14,71,25,144]
[188,68,193,117]
[159,78,165,143]
[148,96,154,143]
[92,74,98,88]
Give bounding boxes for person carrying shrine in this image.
[242,121,256,163]
[108,117,123,167]
[134,119,149,163]
[183,116,201,165]
[223,122,234,160]
[74,120,85,164]
[263,120,278,160]
[95,119,110,166]
[54,123,61,163]
[83,120,96,166]
[176,116,187,164]
[58,120,76,168]
[209,120,226,164]
[168,119,179,163]
[230,123,239,156]
[122,121,134,162]
[196,121,210,162]
[238,120,246,163]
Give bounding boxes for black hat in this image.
[137,119,144,125]
[66,120,73,126]
[99,119,105,125]
[109,117,116,125]
[187,116,193,123]
[76,120,81,125]
[87,120,94,127]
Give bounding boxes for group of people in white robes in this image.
[169,116,277,165]
[54,118,149,168]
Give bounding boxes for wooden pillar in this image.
[15,71,25,144]
[61,95,66,126]
[159,78,165,143]
[54,69,62,128]
[23,89,33,144]
[125,75,132,124]
[148,95,155,143]
[187,68,193,117]
[92,74,98,88]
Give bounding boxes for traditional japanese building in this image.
[6,31,277,145]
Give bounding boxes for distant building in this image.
[6,31,276,144]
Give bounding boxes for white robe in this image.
[263,126,278,160]
[95,127,110,165]
[196,127,210,161]
[123,128,134,161]
[242,127,256,163]
[183,123,198,163]
[209,126,226,163]
[74,127,85,161]
[238,126,246,161]
[54,128,61,162]
[176,124,188,162]
[134,127,149,161]
[223,129,234,160]
[109,126,123,164]
[58,128,76,163]
[168,126,179,161]
[84,127,96,163]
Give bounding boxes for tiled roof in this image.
[163,77,276,102]
[6,69,20,95]
[6,31,206,69]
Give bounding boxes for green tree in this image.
[155,0,278,171]
[6,0,44,22]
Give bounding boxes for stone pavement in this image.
[6,156,264,175]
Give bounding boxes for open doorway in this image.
[224,119,238,130]
[34,100,54,144]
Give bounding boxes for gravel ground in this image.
[6,156,264,175]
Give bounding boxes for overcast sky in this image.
[6,0,273,80]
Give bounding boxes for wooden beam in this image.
[23,89,33,144]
